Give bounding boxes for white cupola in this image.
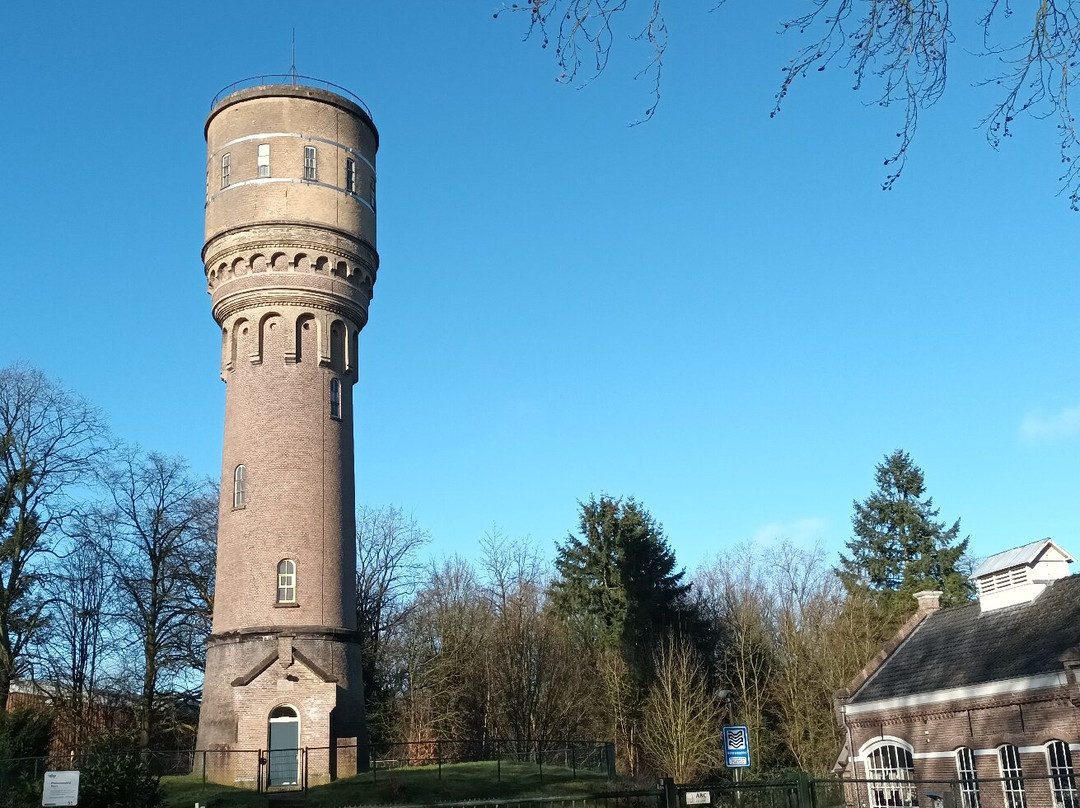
[973,539,1073,612]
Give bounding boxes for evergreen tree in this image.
[551,495,696,668]
[840,450,972,626]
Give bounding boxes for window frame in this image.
[233,464,246,509]
[864,742,917,808]
[1047,741,1078,808]
[956,747,981,808]
[999,744,1027,808]
[303,146,317,181]
[258,143,270,178]
[330,377,341,420]
[345,158,356,193]
[276,559,296,604]
[221,153,231,189]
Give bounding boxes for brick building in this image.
[834,539,1080,808]
[194,77,379,787]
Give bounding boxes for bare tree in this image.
[0,364,109,710]
[393,556,491,746]
[770,542,879,775]
[38,535,118,748]
[356,505,429,738]
[480,530,597,746]
[93,450,216,749]
[499,1,1080,206]
[696,550,779,772]
[640,636,725,782]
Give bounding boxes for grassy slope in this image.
[161,760,638,808]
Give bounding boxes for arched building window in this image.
[1047,741,1078,808]
[330,378,341,419]
[233,464,246,509]
[277,559,296,603]
[864,742,917,808]
[956,747,981,808]
[999,744,1027,808]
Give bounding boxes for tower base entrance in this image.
[195,627,367,786]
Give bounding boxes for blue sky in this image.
[1,2,1077,574]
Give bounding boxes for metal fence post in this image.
[437,740,442,779]
[661,777,678,808]
[497,739,502,781]
[796,771,812,808]
[202,750,207,785]
[539,739,544,781]
[572,742,577,778]
[604,742,616,778]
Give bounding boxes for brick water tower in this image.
[195,76,378,786]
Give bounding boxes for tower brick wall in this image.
[195,81,378,785]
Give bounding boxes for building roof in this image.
[851,574,1080,704]
[971,538,1073,579]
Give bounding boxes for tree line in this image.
[1,362,974,780]
[356,456,973,780]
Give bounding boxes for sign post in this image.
[722,725,751,780]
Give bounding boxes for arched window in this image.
[330,377,341,419]
[277,559,296,603]
[999,745,1027,808]
[221,153,231,189]
[1047,741,1078,808]
[233,464,246,508]
[956,747,981,808]
[865,743,917,808]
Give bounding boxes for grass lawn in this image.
[161,760,637,808]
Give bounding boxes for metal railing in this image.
[210,74,373,116]
[825,774,1079,808]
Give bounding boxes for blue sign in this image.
[723,725,751,768]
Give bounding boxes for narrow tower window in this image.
[233,464,246,508]
[345,158,356,193]
[370,175,376,212]
[304,146,317,181]
[330,378,341,419]
[258,144,270,178]
[277,559,296,603]
[221,153,231,189]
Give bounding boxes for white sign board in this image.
[42,771,80,807]
[686,791,711,805]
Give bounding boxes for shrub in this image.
[0,707,53,808]
[77,734,162,808]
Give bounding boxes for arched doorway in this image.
[267,705,300,787]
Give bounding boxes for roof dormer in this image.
[973,539,1073,613]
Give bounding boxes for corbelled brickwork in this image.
[195,82,379,786]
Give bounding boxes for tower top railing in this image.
[210,75,372,118]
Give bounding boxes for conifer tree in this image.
[551,495,697,669]
[839,450,972,628]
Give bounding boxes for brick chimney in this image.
[913,590,943,613]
